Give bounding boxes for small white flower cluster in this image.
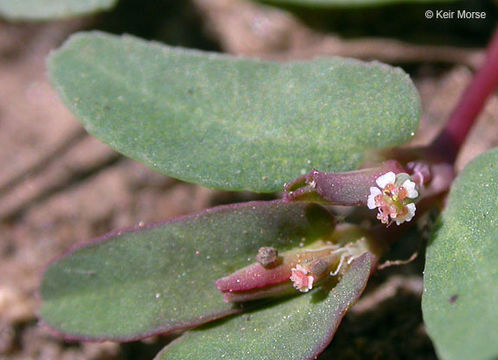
[288,173,419,294]
[368,171,418,225]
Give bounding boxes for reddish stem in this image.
[430,27,498,163]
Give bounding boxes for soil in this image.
[0,0,496,359]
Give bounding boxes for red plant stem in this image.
[430,27,498,163]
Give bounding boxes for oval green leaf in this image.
[40,201,336,341]
[48,31,420,193]
[156,253,374,360]
[422,148,498,360]
[0,0,117,21]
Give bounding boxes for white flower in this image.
[402,179,419,198]
[395,203,416,225]
[367,186,382,209]
[376,171,396,189]
[367,172,419,226]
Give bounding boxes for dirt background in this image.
[0,0,496,359]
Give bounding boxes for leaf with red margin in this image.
[40,200,335,341]
[155,252,376,360]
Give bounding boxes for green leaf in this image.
[48,31,420,193]
[155,253,374,360]
[0,0,117,21]
[422,148,498,360]
[40,201,336,341]
[256,0,457,7]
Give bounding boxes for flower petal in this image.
[402,179,419,198]
[406,203,416,220]
[376,171,396,188]
[395,203,416,225]
[306,275,314,291]
[367,187,381,209]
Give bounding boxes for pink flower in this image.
[367,172,418,225]
[290,264,314,292]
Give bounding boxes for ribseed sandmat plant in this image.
[33,22,497,360]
